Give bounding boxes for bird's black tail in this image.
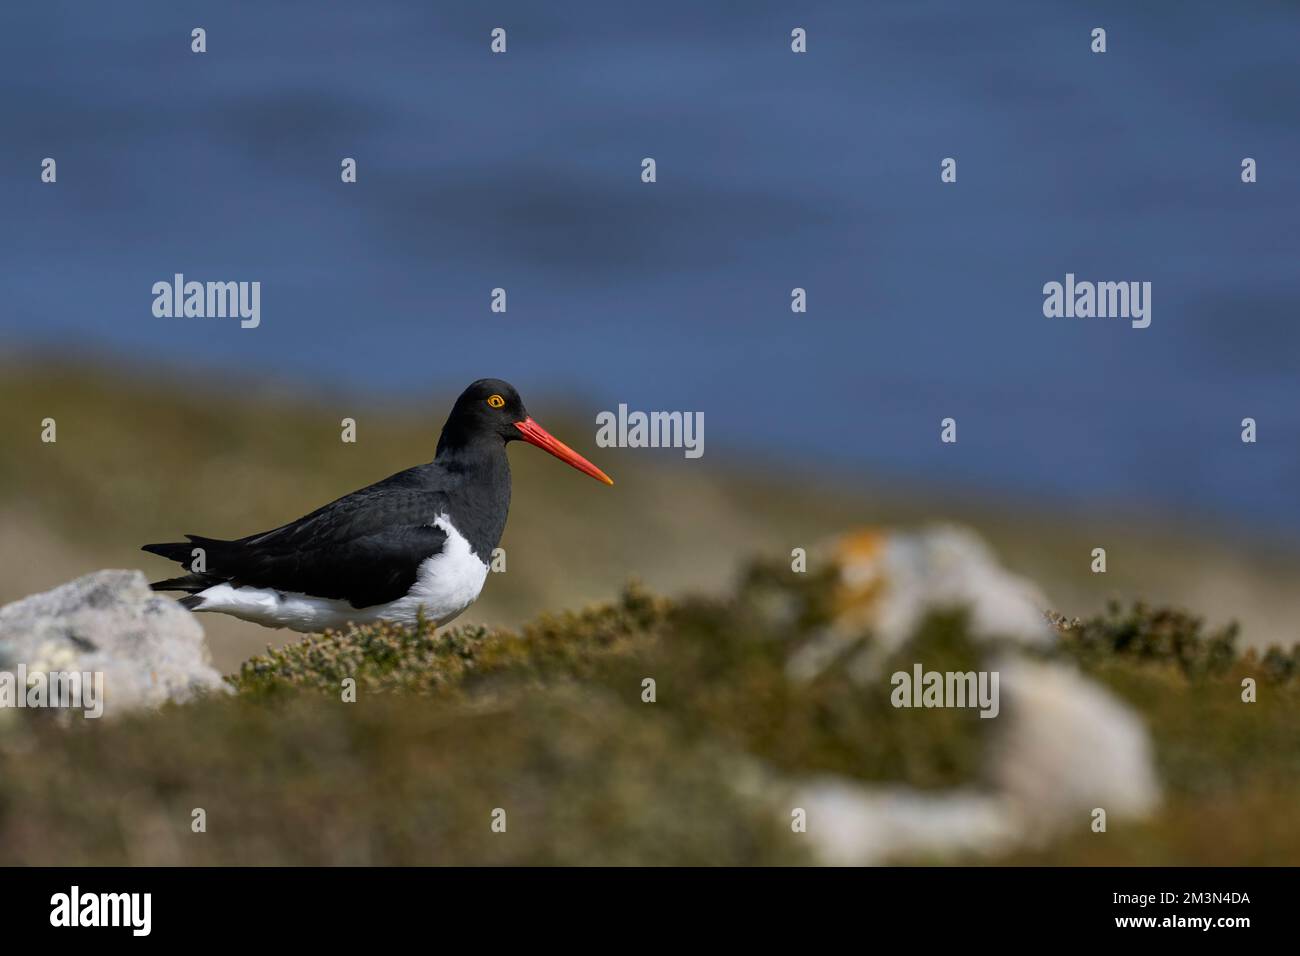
[141,536,228,597]
[141,538,201,564]
[146,571,223,592]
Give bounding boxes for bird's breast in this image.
[410,514,491,624]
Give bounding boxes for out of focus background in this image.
[1,0,1297,670]
[1,0,1298,868]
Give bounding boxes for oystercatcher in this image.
[142,379,612,632]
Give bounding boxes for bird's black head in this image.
[437,378,613,485]
[441,378,529,444]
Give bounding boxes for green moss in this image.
[1050,601,1245,679]
[3,566,1298,865]
[232,582,669,700]
[991,602,1300,865]
[1,690,798,865]
[232,569,994,790]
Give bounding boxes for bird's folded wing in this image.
[201,485,453,608]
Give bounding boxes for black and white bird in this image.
[142,379,612,632]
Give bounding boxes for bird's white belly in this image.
[193,516,490,633]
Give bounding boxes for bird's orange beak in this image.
[514,417,614,485]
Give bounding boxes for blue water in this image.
[2,1,1297,532]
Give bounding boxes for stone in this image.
[0,570,228,719]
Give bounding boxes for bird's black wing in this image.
[144,465,452,608]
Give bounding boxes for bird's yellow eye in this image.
[487,394,505,409]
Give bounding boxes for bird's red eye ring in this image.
[487,394,505,409]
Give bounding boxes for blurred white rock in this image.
[834,525,1054,650]
[0,570,228,719]
[786,526,1159,864]
[793,782,1018,866]
[788,525,1052,682]
[991,653,1159,833]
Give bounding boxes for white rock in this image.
[785,527,1160,864]
[791,656,1161,865]
[991,654,1160,833]
[793,781,1018,866]
[788,525,1052,683]
[837,525,1054,651]
[0,570,228,718]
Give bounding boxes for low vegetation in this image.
[2,561,1296,865]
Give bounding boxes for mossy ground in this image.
[2,565,1296,865]
[1012,604,1300,865]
